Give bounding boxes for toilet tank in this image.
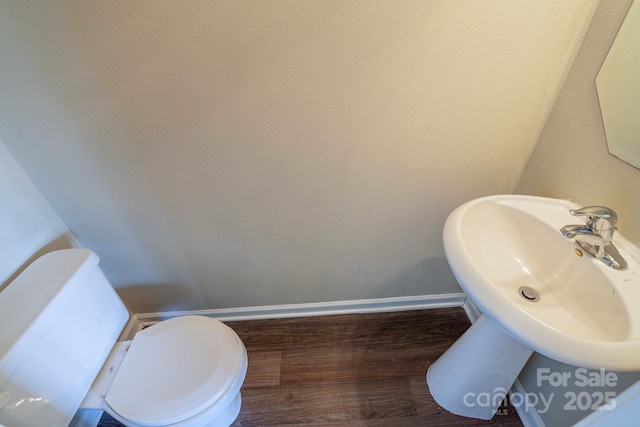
[0,249,129,427]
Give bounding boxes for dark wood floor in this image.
[98,308,523,426]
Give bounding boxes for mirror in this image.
[596,0,640,169]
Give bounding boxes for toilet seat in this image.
[104,316,247,426]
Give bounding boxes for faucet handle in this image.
[569,205,617,224]
[570,206,617,240]
[569,206,616,220]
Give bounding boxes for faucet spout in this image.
[560,224,593,239]
[574,232,607,259]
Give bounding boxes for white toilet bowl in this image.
[83,315,248,427]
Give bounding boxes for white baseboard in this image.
[462,298,482,323]
[510,379,546,427]
[130,293,467,332]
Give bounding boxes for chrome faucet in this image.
[560,206,627,270]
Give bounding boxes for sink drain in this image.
[519,286,539,302]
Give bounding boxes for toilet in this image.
[0,249,248,427]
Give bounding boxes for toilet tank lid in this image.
[0,249,100,386]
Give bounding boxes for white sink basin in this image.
[444,194,640,371]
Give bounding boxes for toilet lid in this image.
[105,316,245,426]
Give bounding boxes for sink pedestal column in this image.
[426,314,533,420]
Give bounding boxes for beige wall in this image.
[0,142,76,291]
[0,1,596,312]
[518,0,640,245]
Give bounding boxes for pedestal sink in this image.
[427,195,640,419]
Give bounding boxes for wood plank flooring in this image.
[98,308,523,426]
